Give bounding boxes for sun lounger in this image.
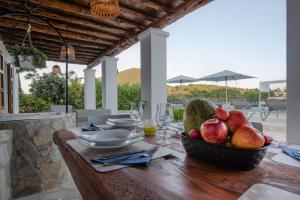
[260,98,286,121]
[227,99,269,120]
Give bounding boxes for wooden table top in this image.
[53,129,300,200]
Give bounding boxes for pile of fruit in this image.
[184,99,273,149]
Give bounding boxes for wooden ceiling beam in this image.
[118,7,154,26]
[0,29,108,50]
[153,0,212,28]
[0,2,127,37]
[38,53,94,62]
[122,0,169,13]
[0,18,114,46]
[28,0,141,31]
[5,41,98,56]
[89,0,213,67]
[4,44,93,63]
[46,57,89,65]
[3,15,121,42]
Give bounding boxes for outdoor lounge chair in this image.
[260,98,287,121]
[87,114,131,126]
[227,99,269,120]
[229,99,252,110]
[75,109,111,126]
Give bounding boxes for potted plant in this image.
[10,44,47,72]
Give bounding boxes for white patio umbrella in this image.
[167,75,197,85]
[197,70,255,104]
[167,75,196,100]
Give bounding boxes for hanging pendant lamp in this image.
[60,44,75,61]
[90,0,120,20]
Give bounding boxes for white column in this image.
[101,56,118,114]
[138,28,169,120]
[287,0,300,144]
[84,68,96,109]
[12,68,19,114]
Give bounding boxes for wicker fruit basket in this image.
[181,133,269,170]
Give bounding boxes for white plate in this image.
[107,118,138,126]
[106,120,143,128]
[78,137,144,149]
[78,129,134,146]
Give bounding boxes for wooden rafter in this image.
[0,18,114,46]
[0,29,109,50]
[89,0,212,67]
[0,0,213,65]
[3,16,121,41]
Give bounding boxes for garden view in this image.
[19,68,275,113]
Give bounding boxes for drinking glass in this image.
[130,102,143,132]
[155,103,173,145]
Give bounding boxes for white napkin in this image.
[271,145,300,168]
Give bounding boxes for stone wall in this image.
[0,130,13,200]
[0,113,76,198]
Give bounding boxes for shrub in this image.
[20,93,50,113]
[173,107,184,122]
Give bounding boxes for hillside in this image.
[97,67,256,93]
[97,67,140,85]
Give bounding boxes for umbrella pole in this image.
[225,77,228,105]
[180,80,183,101]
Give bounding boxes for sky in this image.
[20,0,286,93]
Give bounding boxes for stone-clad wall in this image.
[0,113,76,198]
[0,130,12,200]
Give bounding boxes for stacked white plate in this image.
[78,129,143,149]
[106,118,143,129]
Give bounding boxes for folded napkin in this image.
[90,147,159,166]
[282,147,300,161]
[81,123,103,132]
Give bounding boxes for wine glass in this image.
[155,103,173,145]
[130,102,143,132]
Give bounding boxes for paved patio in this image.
[15,170,81,200]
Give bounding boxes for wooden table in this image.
[53,129,300,200]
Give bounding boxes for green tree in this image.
[20,72,84,112]
[118,84,141,110]
[20,93,50,113]
[96,79,102,108]
[29,73,66,104]
[69,76,84,109]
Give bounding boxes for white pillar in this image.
[101,56,118,114]
[84,68,96,109]
[138,28,169,120]
[12,68,19,114]
[287,0,300,144]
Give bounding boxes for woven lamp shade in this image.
[90,0,120,19]
[60,44,75,61]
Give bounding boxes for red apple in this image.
[231,126,265,149]
[226,110,249,133]
[200,118,228,144]
[263,135,273,145]
[189,129,201,139]
[215,105,229,121]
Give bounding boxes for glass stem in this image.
[163,124,167,142]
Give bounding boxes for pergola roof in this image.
[0,0,211,67]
